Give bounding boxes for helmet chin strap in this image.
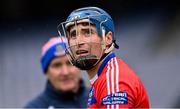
[101,26,114,54]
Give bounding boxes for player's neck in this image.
[87,52,112,79]
[87,60,101,79]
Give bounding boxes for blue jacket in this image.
[25,79,89,108]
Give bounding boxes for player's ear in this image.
[105,31,113,47]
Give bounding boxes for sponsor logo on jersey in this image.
[102,92,128,105]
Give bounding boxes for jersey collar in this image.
[90,52,116,85]
[97,52,116,76]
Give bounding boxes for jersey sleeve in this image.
[134,78,150,108]
[96,77,135,108]
[96,76,149,108]
[95,58,149,108]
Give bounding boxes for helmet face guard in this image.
[58,17,105,70]
[57,7,118,70]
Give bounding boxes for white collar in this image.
[89,74,98,85]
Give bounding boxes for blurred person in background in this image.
[24,36,89,108]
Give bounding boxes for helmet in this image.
[65,6,118,48]
[58,6,119,70]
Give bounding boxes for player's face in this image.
[46,55,80,92]
[67,23,103,60]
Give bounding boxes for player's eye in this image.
[82,29,95,37]
[83,29,90,36]
[69,30,77,39]
[90,29,96,34]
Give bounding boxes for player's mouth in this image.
[76,49,89,57]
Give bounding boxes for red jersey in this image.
[87,52,149,108]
